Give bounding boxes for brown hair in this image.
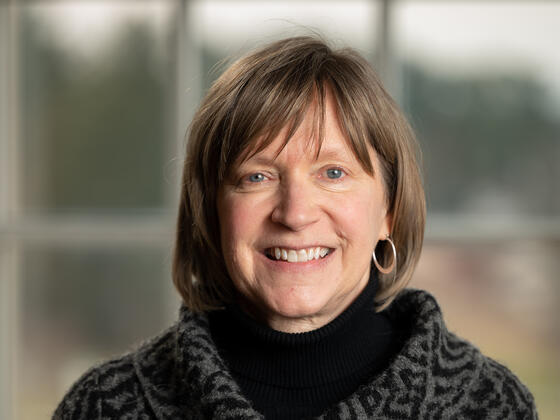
[173,36,425,312]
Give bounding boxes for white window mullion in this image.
[0,2,21,420]
[376,0,401,102]
[168,0,203,207]
[158,0,204,321]
[0,246,20,420]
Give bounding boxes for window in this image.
[1,1,558,418]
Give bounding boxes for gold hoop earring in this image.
[373,235,396,274]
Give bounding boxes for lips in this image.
[265,246,332,262]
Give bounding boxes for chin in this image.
[264,286,335,324]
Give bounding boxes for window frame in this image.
[1,1,558,419]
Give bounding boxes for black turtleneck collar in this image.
[208,270,398,419]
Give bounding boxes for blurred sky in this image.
[27,0,560,109]
[395,2,560,100]
[24,1,172,56]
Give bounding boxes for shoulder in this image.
[387,289,538,419]
[467,353,537,419]
[52,326,176,420]
[52,362,103,420]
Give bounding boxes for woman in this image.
[54,36,537,419]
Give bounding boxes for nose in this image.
[271,178,319,231]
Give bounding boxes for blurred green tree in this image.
[402,63,560,216]
[21,15,171,213]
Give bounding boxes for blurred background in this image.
[0,1,558,419]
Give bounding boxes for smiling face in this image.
[217,95,391,333]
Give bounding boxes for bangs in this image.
[223,75,375,179]
[234,82,325,165]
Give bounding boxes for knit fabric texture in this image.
[52,289,538,419]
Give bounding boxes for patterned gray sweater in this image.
[53,290,537,419]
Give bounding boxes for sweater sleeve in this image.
[52,367,101,420]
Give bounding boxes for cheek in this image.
[219,195,261,256]
[218,197,248,283]
[330,191,383,245]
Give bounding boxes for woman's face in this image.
[217,95,391,333]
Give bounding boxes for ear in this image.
[378,210,393,241]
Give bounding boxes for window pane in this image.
[18,245,178,420]
[394,1,560,216]
[19,2,175,214]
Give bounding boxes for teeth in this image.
[269,247,330,263]
[287,250,297,262]
[298,249,308,262]
[307,248,314,260]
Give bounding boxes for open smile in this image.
[264,247,334,263]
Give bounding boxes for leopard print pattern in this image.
[53,289,537,419]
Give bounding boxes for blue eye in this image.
[326,168,345,179]
[248,173,266,182]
